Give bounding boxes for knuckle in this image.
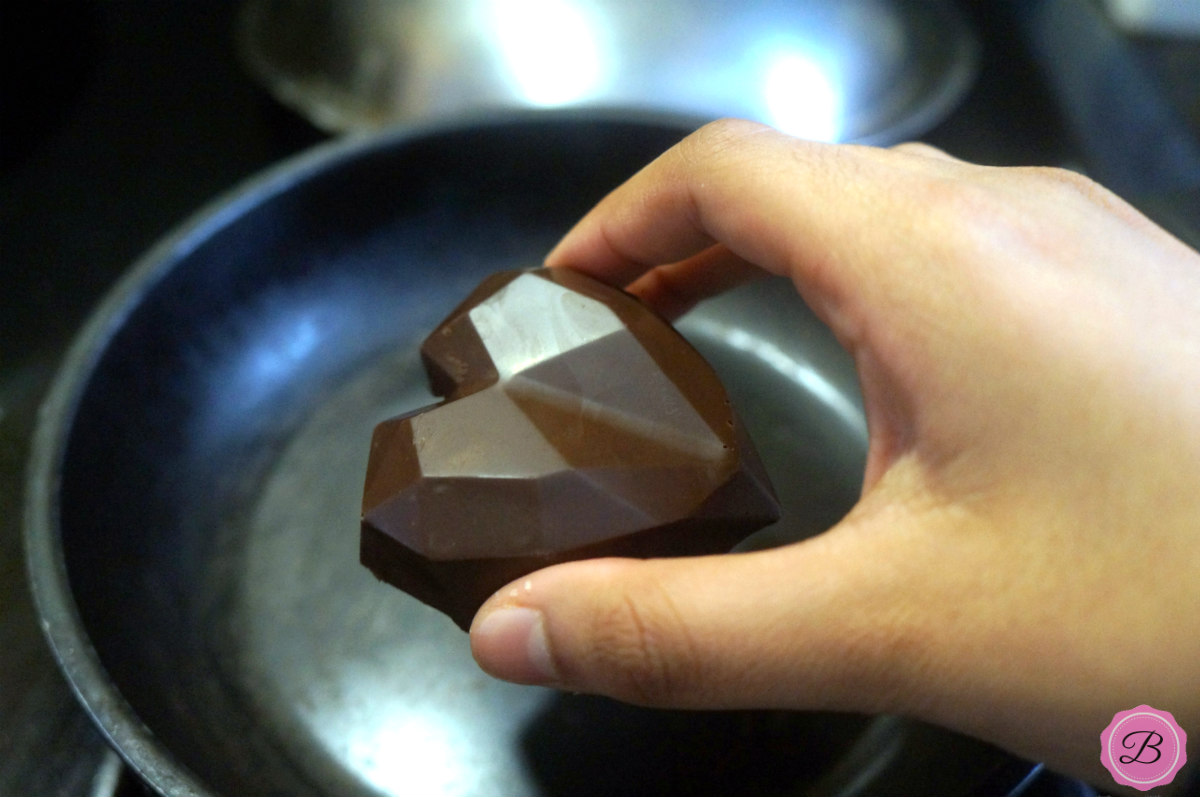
[585,576,700,706]
[674,118,774,173]
[891,141,954,162]
[691,118,771,150]
[1019,166,1140,221]
[669,118,788,236]
[1022,164,1099,194]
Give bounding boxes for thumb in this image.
[469,511,932,713]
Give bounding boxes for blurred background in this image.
[2,1,1198,794]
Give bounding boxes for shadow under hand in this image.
[520,693,871,797]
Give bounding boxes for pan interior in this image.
[53,120,870,796]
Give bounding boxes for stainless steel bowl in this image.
[237,0,979,144]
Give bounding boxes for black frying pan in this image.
[25,113,1037,796]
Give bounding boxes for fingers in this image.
[470,504,939,714]
[544,119,973,339]
[622,245,765,320]
[545,119,803,287]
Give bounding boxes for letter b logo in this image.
[1118,730,1163,765]
[1101,706,1187,791]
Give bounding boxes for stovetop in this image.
[2,2,1197,795]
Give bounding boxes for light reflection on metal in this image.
[238,0,979,145]
[761,48,843,141]
[246,315,321,385]
[345,713,465,795]
[480,0,607,106]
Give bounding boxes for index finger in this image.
[543,119,959,328]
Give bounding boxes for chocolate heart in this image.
[361,268,780,629]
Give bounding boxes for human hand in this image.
[469,119,1200,788]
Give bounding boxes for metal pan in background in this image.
[236,0,980,145]
[25,112,1037,796]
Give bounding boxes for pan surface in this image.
[25,113,1029,795]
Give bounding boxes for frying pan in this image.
[25,113,1038,796]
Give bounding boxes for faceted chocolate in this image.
[361,267,780,629]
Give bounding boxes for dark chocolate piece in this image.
[361,268,780,629]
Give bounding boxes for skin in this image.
[469,119,1200,789]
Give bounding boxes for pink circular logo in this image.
[1101,705,1188,791]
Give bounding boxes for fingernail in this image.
[472,607,558,685]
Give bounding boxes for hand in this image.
[469,119,1200,788]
